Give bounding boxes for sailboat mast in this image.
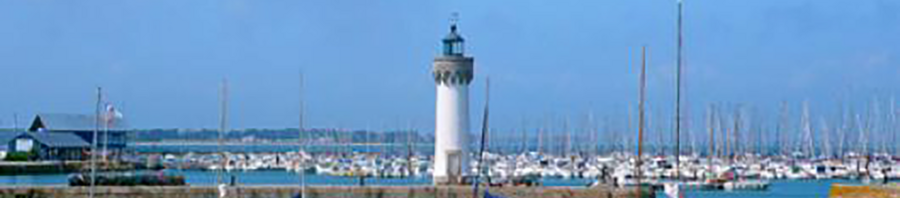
[298,72,306,197]
[891,98,897,156]
[820,118,831,159]
[472,77,491,197]
[589,111,598,156]
[733,107,741,161]
[218,79,228,185]
[636,46,648,198]
[604,117,613,154]
[564,116,571,157]
[863,101,873,155]
[539,117,545,155]
[719,107,728,158]
[521,118,529,154]
[407,121,414,177]
[722,107,728,158]
[776,103,784,156]
[838,110,847,159]
[706,105,714,171]
[875,99,887,155]
[855,114,865,155]
[674,0,685,181]
[802,101,815,158]
[627,105,634,154]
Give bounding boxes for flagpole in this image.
[103,105,110,164]
[90,87,101,198]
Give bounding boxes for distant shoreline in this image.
[133,141,431,147]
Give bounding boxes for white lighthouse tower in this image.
[432,19,473,185]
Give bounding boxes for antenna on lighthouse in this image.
[450,12,459,31]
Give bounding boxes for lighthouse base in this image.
[433,149,467,185]
[433,176,462,186]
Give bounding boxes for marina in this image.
[113,150,900,183]
[2,148,897,197]
[2,0,899,197]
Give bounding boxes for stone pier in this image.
[0,185,654,198]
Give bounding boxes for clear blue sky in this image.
[0,0,898,133]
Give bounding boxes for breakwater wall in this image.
[0,185,654,198]
[0,161,143,175]
[0,161,75,175]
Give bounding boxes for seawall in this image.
[0,161,141,175]
[0,185,654,198]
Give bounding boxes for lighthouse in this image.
[432,20,473,185]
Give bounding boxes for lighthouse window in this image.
[444,44,453,55]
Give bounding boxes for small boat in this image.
[722,180,769,191]
[663,183,682,198]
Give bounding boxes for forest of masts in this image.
[478,99,899,159]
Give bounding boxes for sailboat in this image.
[297,72,307,198]
[218,79,230,198]
[473,77,508,197]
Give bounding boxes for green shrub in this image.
[3,151,32,161]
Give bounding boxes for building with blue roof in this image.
[6,132,90,160]
[0,113,130,161]
[28,113,129,154]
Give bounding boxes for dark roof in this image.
[19,132,90,148]
[29,114,128,132]
[443,25,464,43]
[443,31,464,43]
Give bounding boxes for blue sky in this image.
[0,0,898,133]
